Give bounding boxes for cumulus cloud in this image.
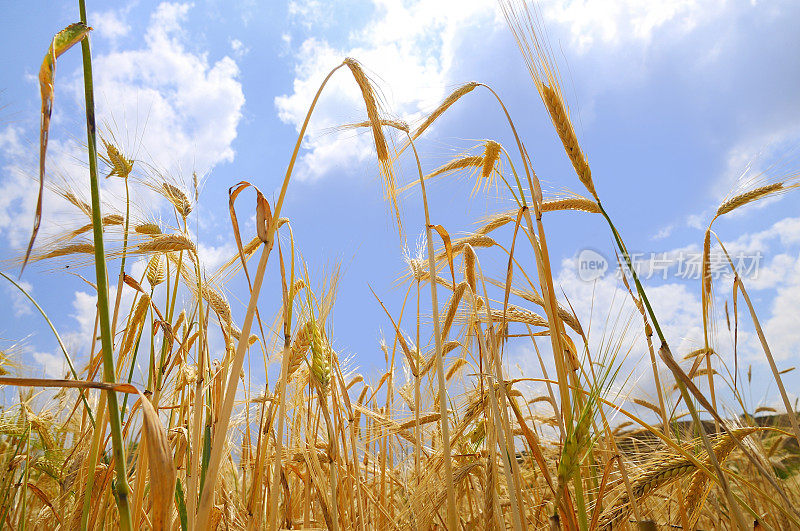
[7,280,34,317]
[32,351,67,378]
[506,210,800,407]
[230,38,249,58]
[276,0,799,190]
[0,2,244,249]
[540,0,724,52]
[275,0,500,180]
[91,8,131,42]
[85,2,244,174]
[197,241,237,273]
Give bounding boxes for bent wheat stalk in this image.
[197,56,401,530]
[403,131,458,530]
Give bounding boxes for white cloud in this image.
[0,2,245,250]
[198,241,237,273]
[651,223,674,240]
[540,0,724,52]
[764,275,800,362]
[62,290,102,355]
[230,38,249,58]
[85,2,244,174]
[712,129,800,203]
[506,210,800,403]
[7,280,34,317]
[91,9,131,42]
[32,351,67,378]
[276,0,500,181]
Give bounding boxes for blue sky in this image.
[1,0,799,413]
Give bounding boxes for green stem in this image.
[18,418,30,531]
[596,201,748,530]
[76,1,132,529]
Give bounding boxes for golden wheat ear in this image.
[409,82,479,143]
[343,58,403,233]
[500,1,597,200]
[540,84,596,198]
[100,137,133,178]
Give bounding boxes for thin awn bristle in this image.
[716,182,784,217]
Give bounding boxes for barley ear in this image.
[343,57,401,232]
[716,182,784,218]
[411,82,479,142]
[146,255,165,287]
[541,84,596,200]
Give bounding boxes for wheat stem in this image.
[76,1,131,528]
[405,132,458,530]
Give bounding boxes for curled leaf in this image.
[23,22,92,274]
[430,224,455,288]
[256,191,272,243]
[130,387,176,530]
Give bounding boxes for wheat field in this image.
[1,1,799,530]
